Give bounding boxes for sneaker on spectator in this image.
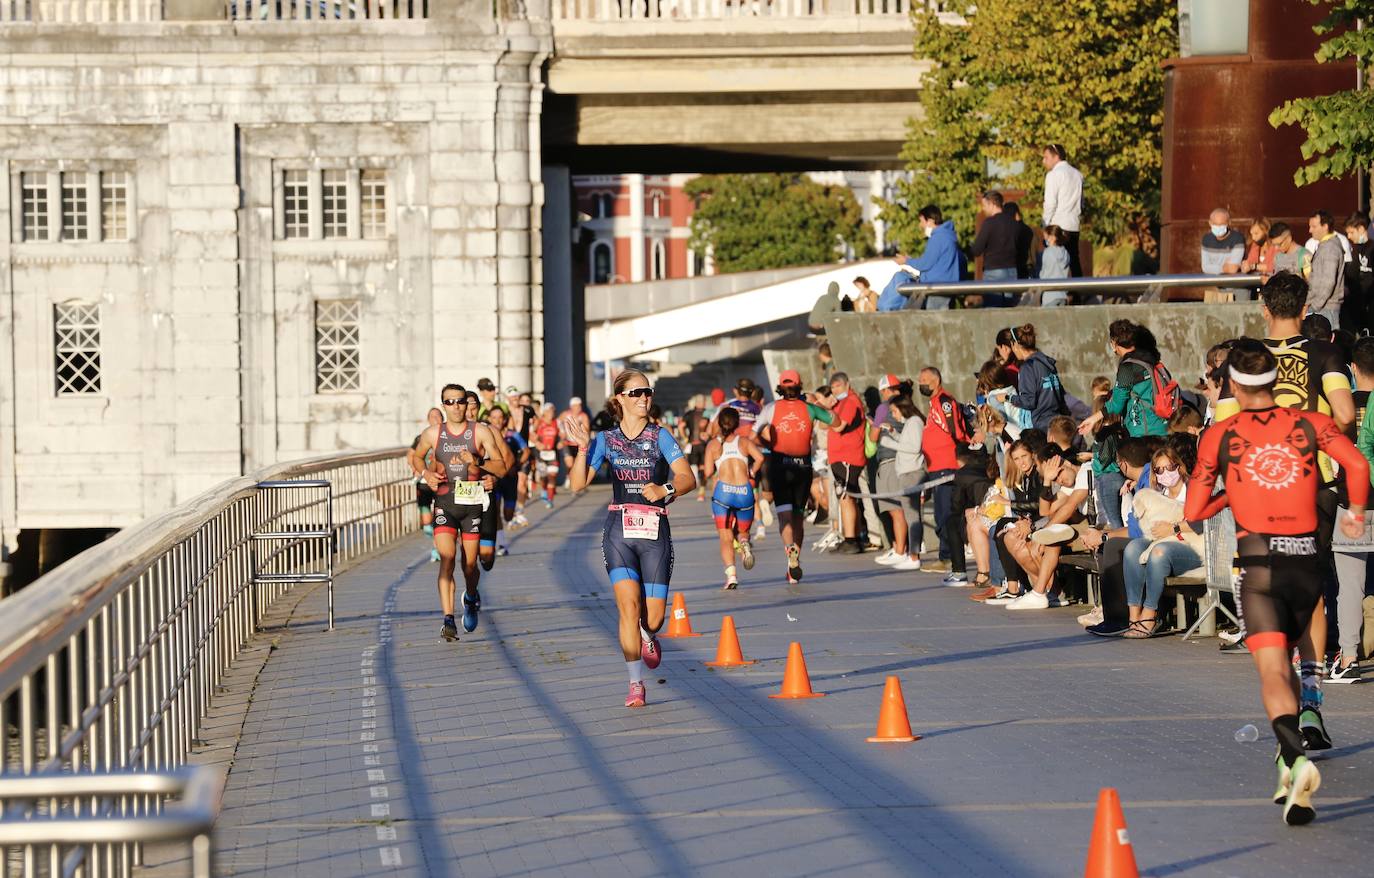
[1030,523,1075,545]
[1087,619,1131,637]
[968,584,1000,601]
[983,588,1023,606]
[1329,653,1362,684]
[894,556,923,571]
[1219,639,1250,654]
[1218,628,1244,645]
[1077,606,1104,627]
[875,548,902,566]
[942,572,969,586]
[837,538,863,555]
[1005,590,1050,610]
[1046,593,1074,608]
[925,559,952,574]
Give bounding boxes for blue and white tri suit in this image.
[586,424,684,600]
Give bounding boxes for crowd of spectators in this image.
[789,269,1374,680]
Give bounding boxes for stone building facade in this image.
[0,1,552,553]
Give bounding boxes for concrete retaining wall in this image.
[819,304,1267,405]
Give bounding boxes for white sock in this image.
[725,565,737,578]
[626,660,644,683]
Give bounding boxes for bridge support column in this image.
[541,165,583,407]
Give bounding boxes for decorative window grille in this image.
[21,172,49,242]
[283,169,310,239]
[315,300,361,393]
[54,302,102,396]
[101,171,131,241]
[321,169,349,239]
[360,169,387,239]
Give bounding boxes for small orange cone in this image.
[660,593,702,638]
[1083,788,1139,878]
[769,642,826,699]
[866,675,919,743]
[703,615,756,667]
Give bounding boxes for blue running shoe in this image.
[462,592,480,633]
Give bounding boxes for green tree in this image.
[686,174,874,274]
[878,1,1176,254]
[1269,0,1374,190]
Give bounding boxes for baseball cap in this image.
[778,369,802,387]
[878,373,900,391]
[505,385,519,395]
[476,377,496,391]
[569,396,583,406]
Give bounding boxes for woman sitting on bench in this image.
[1121,435,1201,638]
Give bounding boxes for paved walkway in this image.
[143,488,1374,877]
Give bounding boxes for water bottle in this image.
[1233,724,1259,743]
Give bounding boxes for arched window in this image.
[650,191,664,218]
[591,240,613,284]
[651,239,666,280]
[593,193,614,219]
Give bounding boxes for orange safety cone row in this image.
[704,615,756,667]
[660,592,702,638]
[866,675,919,743]
[769,642,826,699]
[1083,788,1139,878]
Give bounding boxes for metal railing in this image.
[551,0,919,21]
[896,272,1265,306]
[0,448,417,877]
[0,767,222,878]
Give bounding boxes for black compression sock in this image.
[1272,714,1304,765]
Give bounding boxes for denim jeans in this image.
[981,267,1017,308]
[1094,470,1126,530]
[929,469,956,560]
[988,524,1006,582]
[1123,537,1201,611]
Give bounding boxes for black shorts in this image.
[478,497,502,547]
[756,455,772,493]
[768,454,812,513]
[416,482,435,510]
[831,461,863,496]
[1235,531,1325,651]
[433,496,483,540]
[496,477,519,511]
[688,445,705,467]
[602,510,674,600]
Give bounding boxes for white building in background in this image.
[0,6,550,561]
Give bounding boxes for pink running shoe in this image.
[641,634,662,670]
[626,681,647,708]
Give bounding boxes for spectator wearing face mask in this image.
[1200,208,1245,275]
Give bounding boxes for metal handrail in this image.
[0,767,222,876]
[896,272,1264,304]
[0,447,417,878]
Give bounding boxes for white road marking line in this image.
[370,786,389,799]
[371,803,390,818]
[367,769,386,782]
[377,826,397,841]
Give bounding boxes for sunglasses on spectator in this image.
[442,398,463,406]
[1155,462,1180,473]
[621,387,654,398]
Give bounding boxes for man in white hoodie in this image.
[1041,144,1084,276]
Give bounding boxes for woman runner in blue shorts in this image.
[564,370,696,708]
[704,406,765,589]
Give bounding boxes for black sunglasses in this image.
[442,398,463,406]
[622,387,654,398]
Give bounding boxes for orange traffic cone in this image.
[1083,788,1139,878]
[769,642,826,699]
[866,675,919,743]
[703,615,756,667]
[661,593,702,638]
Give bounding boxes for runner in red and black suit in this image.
[1186,340,1368,827]
[412,384,509,642]
[1213,273,1356,749]
[753,369,835,581]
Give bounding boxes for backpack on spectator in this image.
[1125,357,1181,420]
[947,399,977,445]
